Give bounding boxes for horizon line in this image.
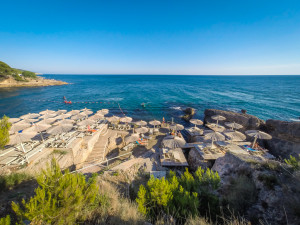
[42,73,300,76]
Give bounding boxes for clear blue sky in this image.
[0,0,300,75]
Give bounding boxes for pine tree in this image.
[12,158,100,224]
[0,115,11,149]
[136,167,221,223]
[0,215,10,225]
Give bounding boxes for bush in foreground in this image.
[11,158,102,225]
[0,115,11,149]
[0,172,33,193]
[136,167,220,224]
[285,154,300,170]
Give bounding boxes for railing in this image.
[70,151,133,174]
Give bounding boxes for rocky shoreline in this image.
[0,76,68,88]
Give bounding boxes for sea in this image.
[0,75,299,124]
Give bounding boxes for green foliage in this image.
[0,61,35,81]
[0,215,11,225]
[22,71,36,78]
[223,175,257,214]
[0,61,21,76]
[0,115,11,149]
[0,172,32,193]
[12,74,24,81]
[52,149,68,155]
[285,154,300,170]
[258,173,278,190]
[136,167,220,223]
[11,158,101,225]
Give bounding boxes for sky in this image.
[0,0,300,75]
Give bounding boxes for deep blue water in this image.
[0,75,299,123]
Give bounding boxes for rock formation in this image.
[182,107,195,121]
[265,119,300,159]
[212,152,300,224]
[204,109,265,131]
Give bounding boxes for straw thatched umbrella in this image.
[78,119,96,126]
[54,119,75,125]
[9,131,37,163]
[225,122,243,130]
[169,124,184,131]
[245,130,272,148]
[125,134,139,143]
[135,127,148,134]
[8,118,21,124]
[81,110,93,116]
[10,122,31,134]
[204,131,225,147]
[107,116,120,123]
[55,113,72,120]
[71,114,85,120]
[89,114,104,120]
[98,109,109,115]
[21,118,39,124]
[20,113,40,120]
[224,130,246,142]
[46,124,73,135]
[39,113,56,119]
[149,120,161,128]
[190,119,203,129]
[40,109,56,115]
[69,110,80,115]
[24,123,51,141]
[162,135,186,149]
[135,120,147,126]
[57,110,67,115]
[37,118,57,124]
[211,115,226,126]
[120,117,132,123]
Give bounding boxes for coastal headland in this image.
[0,60,68,88]
[0,76,68,88]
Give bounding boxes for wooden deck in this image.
[194,144,225,160]
[160,148,188,166]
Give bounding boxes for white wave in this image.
[105,97,124,101]
[290,118,300,122]
[170,106,182,110]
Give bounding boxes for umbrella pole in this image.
[20,142,29,163]
[216,120,219,127]
[252,136,258,148]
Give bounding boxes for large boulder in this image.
[265,119,300,158]
[212,153,299,224]
[204,109,265,131]
[187,148,212,171]
[182,107,195,121]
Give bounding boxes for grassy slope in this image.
[0,61,36,81]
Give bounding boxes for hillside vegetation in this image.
[0,61,36,82]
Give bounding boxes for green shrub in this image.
[11,158,101,225]
[223,175,257,214]
[136,167,220,223]
[0,172,32,192]
[285,154,300,170]
[22,71,36,78]
[0,215,10,225]
[52,149,68,155]
[0,115,11,149]
[258,174,278,190]
[12,74,24,81]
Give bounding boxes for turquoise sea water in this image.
[0,75,299,123]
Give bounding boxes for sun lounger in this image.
[0,156,17,166]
